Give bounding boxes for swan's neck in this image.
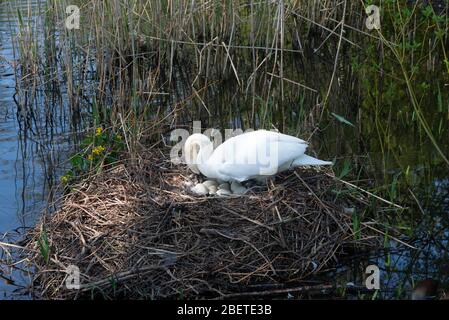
[196,144,214,175]
[185,134,214,175]
[187,159,200,175]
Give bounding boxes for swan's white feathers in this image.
[184,130,331,182]
[210,130,307,181]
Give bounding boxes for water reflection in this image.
[0,0,68,299]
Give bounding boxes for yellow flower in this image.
[60,175,70,184]
[96,127,103,136]
[87,154,94,161]
[92,145,105,156]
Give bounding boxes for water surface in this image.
[0,0,67,299]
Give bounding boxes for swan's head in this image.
[184,133,213,174]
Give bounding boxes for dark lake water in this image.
[0,0,448,299]
[0,0,68,299]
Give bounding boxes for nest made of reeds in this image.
[25,149,382,299]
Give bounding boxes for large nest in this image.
[25,149,381,299]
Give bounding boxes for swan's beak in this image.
[188,164,201,174]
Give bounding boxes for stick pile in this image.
[26,150,379,299]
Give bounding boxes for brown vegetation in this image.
[26,148,381,299]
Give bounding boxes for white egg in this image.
[203,180,218,188]
[191,183,208,195]
[208,185,218,195]
[216,189,231,197]
[218,183,230,191]
[230,181,247,195]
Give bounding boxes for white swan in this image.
[184,130,332,183]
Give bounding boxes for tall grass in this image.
[13,0,449,192]
[18,0,364,134]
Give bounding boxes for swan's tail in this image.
[293,154,333,166]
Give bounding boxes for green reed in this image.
[13,1,449,222]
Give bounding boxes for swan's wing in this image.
[257,130,308,145]
[211,130,308,181]
[216,163,264,182]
